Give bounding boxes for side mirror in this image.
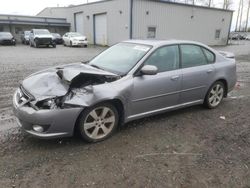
[140,65,158,75]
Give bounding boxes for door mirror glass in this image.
[140,65,158,75]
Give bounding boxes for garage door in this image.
[75,12,84,35]
[94,14,107,45]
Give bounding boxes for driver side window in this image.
[144,45,180,73]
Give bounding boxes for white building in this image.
[37,0,233,46]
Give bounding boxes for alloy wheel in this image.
[83,106,116,140]
[208,83,224,108]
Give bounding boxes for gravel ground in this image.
[0,43,250,188]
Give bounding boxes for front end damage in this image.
[13,63,121,138]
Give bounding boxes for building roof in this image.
[37,0,233,16]
[0,14,70,27]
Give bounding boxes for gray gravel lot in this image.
[0,43,250,187]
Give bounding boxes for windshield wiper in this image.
[90,64,104,70]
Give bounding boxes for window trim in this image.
[134,44,181,76]
[179,44,216,69]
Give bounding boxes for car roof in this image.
[123,39,207,48]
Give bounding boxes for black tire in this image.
[204,81,225,109]
[77,102,119,143]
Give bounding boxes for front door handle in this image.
[171,75,180,81]
[207,69,213,74]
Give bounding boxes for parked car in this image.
[0,32,16,45]
[29,29,56,48]
[13,40,236,142]
[229,33,241,40]
[246,35,250,40]
[63,32,88,47]
[52,33,63,44]
[21,31,31,45]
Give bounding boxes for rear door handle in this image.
[171,75,180,81]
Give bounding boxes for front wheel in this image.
[77,103,119,142]
[204,81,225,109]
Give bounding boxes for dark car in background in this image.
[21,31,31,45]
[0,32,16,45]
[52,33,63,44]
[29,29,56,48]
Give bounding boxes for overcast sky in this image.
[0,0,247,30]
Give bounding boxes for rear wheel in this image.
[204,81,225,109]
[77,103,119,142]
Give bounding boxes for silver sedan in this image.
[13,40,237,142]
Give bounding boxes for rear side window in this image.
[180,45,208,68]
[202,48,215,63]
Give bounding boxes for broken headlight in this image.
[36,99,58,109]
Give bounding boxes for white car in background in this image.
[63,32,88,47]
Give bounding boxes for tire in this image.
[204,81,225,109]
[77,103,119,142]
[34,39,38,48]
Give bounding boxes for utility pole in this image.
[208,0,212,7]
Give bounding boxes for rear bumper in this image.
[13,90,83,139]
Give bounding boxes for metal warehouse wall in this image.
[38,0,130,46]
[68,0,130,45]
[132,0,233,46]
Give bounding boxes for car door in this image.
[180,44,216,104]
[130,45,182,116]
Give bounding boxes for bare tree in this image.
[236,0,242,31]
[245,0,250,31]
[239,0,244,31]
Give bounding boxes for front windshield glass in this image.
[34,30,50,35]
[52,33,61,37]
[0,32,12,37]
[69,33,82,37]
[89,43,152,75]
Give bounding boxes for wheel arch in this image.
[74,98,125,135]
[215,78,228,97]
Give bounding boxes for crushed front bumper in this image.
[13,89,83,139]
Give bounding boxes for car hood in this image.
[21,63,118,100]
[70,36,86,40]
[34,34,53,38]
[0,36,13,40]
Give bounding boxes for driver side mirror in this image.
[140,65,158,75]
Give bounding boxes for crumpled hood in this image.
[21,63,117,100]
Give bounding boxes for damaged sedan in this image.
[13,40,236,142]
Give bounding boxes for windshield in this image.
[52,33,61,37]
[34,30,50,35]
[89,43,151,75]
[24,31,31,36]
[0,32,12,37]
[69,33,82,37]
